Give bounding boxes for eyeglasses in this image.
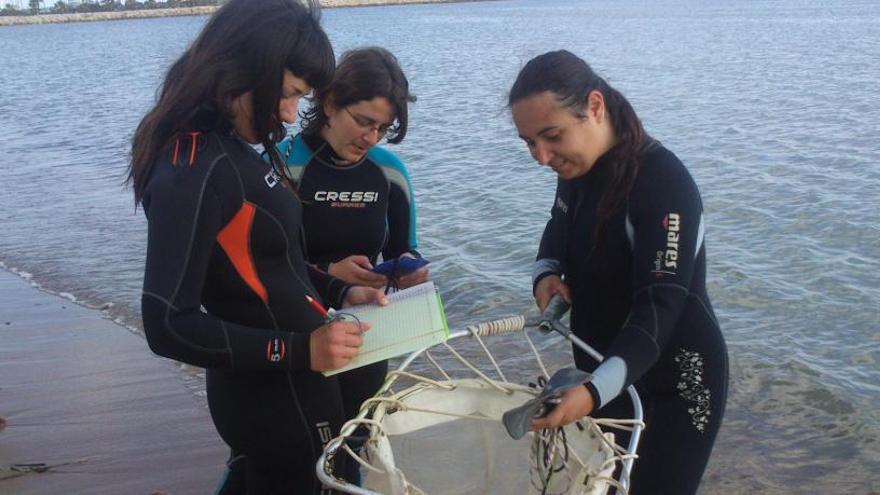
[344,107,393,137]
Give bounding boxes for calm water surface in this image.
[1,0,878,492]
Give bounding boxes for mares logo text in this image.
[652,212,680,276]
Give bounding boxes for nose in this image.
[533,142,552,166]
[362,128,382,146]
[280,97,300,124]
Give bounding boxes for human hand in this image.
[394,253,429,289]
[328,255,388,288]
[530,385,594,431]
[534,275,571,313]
[309,319,371,372]
[342,286,389,308]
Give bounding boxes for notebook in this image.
[322,281,449,376]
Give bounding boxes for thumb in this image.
[556,284,572,304]
[532,401,565,430]
[350,255,373,269]
[372,289,389,306]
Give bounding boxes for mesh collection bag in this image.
[318,305,644,495]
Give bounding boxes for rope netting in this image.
[318,316,644,495]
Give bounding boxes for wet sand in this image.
[0,270,226,494]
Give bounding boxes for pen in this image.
[304,294,330,321]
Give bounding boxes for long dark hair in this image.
[128,0,335,203]
[509,50,651,243]
[300,46,415,144]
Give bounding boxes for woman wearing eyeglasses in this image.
[511,50,728,494]
[281,47,427,295]
[276,46,425,485]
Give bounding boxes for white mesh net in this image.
[318,319,642,495]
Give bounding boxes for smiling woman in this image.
[510,50,729,495]
[511,90,616,180]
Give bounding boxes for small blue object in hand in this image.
[371,257,430,277]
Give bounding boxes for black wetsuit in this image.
[533,143,728,494]
[292,133,421,481]
[283,133,419,267]
[283,132,420,419]
[218,133,421,492]
[141,130,351,494]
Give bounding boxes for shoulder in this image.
[143,131,234,209]
[368,145,413,187]
[151,131,229,181]
[280,134,315,183]
[627,142,704,222]
[281,134,314,167]
[632,142,699,198]
[368,146,409,174]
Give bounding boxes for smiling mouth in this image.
[549,161,567,173]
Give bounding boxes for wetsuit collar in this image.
[302,133,367,169]
[567,148,615,189]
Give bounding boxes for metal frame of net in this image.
[317,312,645,495]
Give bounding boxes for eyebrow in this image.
[286,84,310,96]
[536,125,560,136]
[519,125,560,141]
[352,111,394,127]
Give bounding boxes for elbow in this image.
[142,312,179,361]
[141,296,185,362]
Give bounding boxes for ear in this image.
[584,90,606,123]
[322,96,338,120]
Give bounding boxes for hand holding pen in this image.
[305,290,387,372]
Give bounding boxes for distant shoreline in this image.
[0,0,485,26]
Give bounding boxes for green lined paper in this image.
[322,281,449,376]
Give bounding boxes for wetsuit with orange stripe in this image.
[140,130,350,494]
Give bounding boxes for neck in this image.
[234,117,258,144]
[231,93,258,144]
[318,127,355,166]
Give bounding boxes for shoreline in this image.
[0,268,226,493]
[0,0,487,26]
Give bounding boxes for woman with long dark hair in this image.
[510,50,728,494]
[129,0,386,492]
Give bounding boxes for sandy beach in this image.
[0,270,227,494]
[0,0,484,26]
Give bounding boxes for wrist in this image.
[532,271,560,297]
[583,382,600,410]
[338,284,353,307]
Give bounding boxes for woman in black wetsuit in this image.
[128,1,387,492]
[283,46,429,485]
[219,47,428,494]
[285,47,428,292]
[509,50,728,494]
